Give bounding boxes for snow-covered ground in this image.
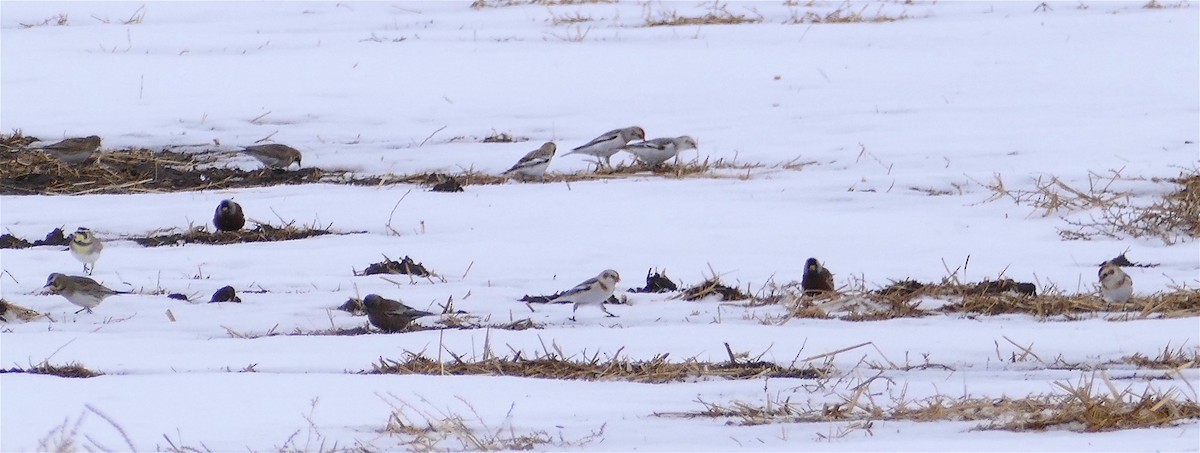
[2,1,1197,451]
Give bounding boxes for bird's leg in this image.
[75,307,88,314]
[602,305,617,318]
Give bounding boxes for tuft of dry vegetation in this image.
[1120,344,1199,369]
[0,299,42,322]
[659,372,1200,433]
[976,168,1200,244]
[470,0,615,8]
[682,277,751,302]
[2,362,102,378]
[132,222,344,247]
[381,396,607,452]
[372,351,829,383]
[644,3,763,27]
[785,2,909,24]
[0,227,69,249]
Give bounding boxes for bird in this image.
[362,294,435,333]
[68,227,103,275]
[622,136,698,167]
[563,126,646,168]
[31,135,102,164]
[503,142,557,181]
[1099,261,1133,305]
[213,199,246,232]
[801,258,835,296]
[549,269,621,321]
[242,144,302,169]
[43,273,128,314]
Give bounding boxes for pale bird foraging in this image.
[503,142,557,181]
[1098,261,1133,305]
[32,135,102,164]
[44,273,128,314]
[622,135,698,167]
[549,269,622,321]
[68,227,103,275]
[564,126,645,168]
[242,144,303,169]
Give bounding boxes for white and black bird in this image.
[31,135,102,164]
[1099,261,1133,305]
[68,227,103,275]
[242,144,302,170]
[549,269,621,321]
[362,294,435,333]
[622,135,698,167]
[503,142,556,181]
[563,126,645,168]
[44,273,128,314]
[213,199,246,232]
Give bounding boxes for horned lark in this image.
[362,294,435,333]
[549,269,621,321]
[44,273,128,314]
[801,258,835,296]
[622,136,698,167]
[503,142,556,181]
[68,227,103,275]
[213,199,246,232]
[563,126,645,168]
[1099,261,1133,304]
[32,135,102,164]
[242,144,302,169]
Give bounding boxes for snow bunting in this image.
[32,135,101,164]
[242,144,302,169]
[564,126,646,168]
[213,199,246,232]
[362,294,435,333]
[44,273,128,314]
[801,258,835,296]
[549,269,621,321]
[1098,261,1133,305]
[622,136,698,167]
[68,227,103,275]
[504,142,556,181]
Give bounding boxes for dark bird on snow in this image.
[362,294,435,332]
[801,258,835,296]
[213,199,246,232]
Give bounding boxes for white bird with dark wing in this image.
[563,126,645,168]
[622,135,698,167]
[503,142,556,181]
[549,269,621,321]
[1098,261,1133,305]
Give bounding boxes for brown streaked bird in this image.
[1098,261,1133,304]
[68,227,104,275]
[213,199,246,232]
[242,144,302,169]
[801,258,835,296]
[32,135,102,164]
[44,273,128,314]
[362,294,435,333]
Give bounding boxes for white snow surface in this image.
[2,1,1198,451]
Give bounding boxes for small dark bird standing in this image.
[213,199,246,232]
[362,294,435,333]
[801,258,835,296]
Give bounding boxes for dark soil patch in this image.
[1,362,102,378]
[682,278,750,301]
[132,224,341,247]
[0,228,70,249]
[629,268,678,293]
[356,255,432,277]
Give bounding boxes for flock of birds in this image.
[20,125,699,180]
[19,131,1136,331]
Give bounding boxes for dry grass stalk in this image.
[661,373,1200,432]
[372,351,828,383]
[785,3,909,24]
[381,395,606,452]
[133,223,342,247]
[2,361,102,378]
[644,3,763,27]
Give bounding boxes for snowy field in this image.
[1,1,1198,451]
